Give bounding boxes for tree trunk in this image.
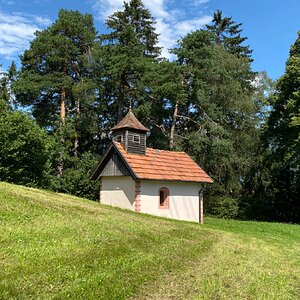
[74,99,80,158]
[57,86,66,177]
[170,102,178,150]
[60,86,66,125]
[118,74,126,122]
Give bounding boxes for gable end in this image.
[100,152,131,176]
[90,143,138,180]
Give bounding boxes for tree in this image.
[206,10,252,61]
[49,152,100,200]
[0,110,51,186]
[172,19,259,212]
[14,10,98,174]
[248,32,300,222]
[142,61,190,150]
[251,71,275,124]
[96,0,161,133]
[267,35,300,173]
[0,62,17,110]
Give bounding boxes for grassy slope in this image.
[1,182,300,299]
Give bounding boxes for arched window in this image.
[159,187,169,209]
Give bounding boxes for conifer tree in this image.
[206,10,253,61]
[97,0,161,126]
[252,32,300,222]
[172,17,258,212]
[14,10,98,174]
[144,61,190,150]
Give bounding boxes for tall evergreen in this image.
[172,17,258,213]
[14,10,98,173]
[97,0,161,129]
[138,60,190,150]
[206,10,253,61]
[249,32,300,222]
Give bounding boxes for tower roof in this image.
[111,109,150,132]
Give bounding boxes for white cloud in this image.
[192,0,209,5]
[173,15,212,35]
[93,0,124,20]
[154,17,174,58]
[34,16,52,26]
[143,0,169,18]
[0,11,50,59]
[92,0,212,59]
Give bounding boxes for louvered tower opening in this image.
[111,109,149,155]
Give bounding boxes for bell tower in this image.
[111,109,149,155]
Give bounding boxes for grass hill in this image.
[1,182,300,299]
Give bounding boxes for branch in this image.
[176,114,203,128]
[147,118,166,133]
[196,104,218,126]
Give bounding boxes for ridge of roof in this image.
[144,147,186,154]
[111,109,149,132]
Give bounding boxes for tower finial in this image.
[129,99,132,112]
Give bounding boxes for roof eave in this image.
[135,177,213,183]
[111,126,150,132]
[90,143,114,180]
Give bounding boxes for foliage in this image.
[96,0,161,134]
[1,182,300,299]
[244,33,300,223]
[0,111,50,186]
[13,9,99,161]
[48,152,100,200]
[252,71,276,124]
[0,62,17,110]
[137,61,190,150]
[206,196,239,219]
[172,22,258,207]
[206,9,253,60]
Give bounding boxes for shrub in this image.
[208,196,239,219]
[0,110,51,186]
[47,152,100,201]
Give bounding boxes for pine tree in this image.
[206,10,253,61]
[255,32,300,222]
[14,10,98,174]
[172,22,259,212]
[97,0,161,127]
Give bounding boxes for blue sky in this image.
[0,0,299,79]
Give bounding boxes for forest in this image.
[0,0,299,223]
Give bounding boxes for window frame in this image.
[133,134,140,143]
[116,135,123,142]
[158,187,170,209]
[128,134,140,144]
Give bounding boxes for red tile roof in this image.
[111,109,149,132]
[115,142,213,183]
